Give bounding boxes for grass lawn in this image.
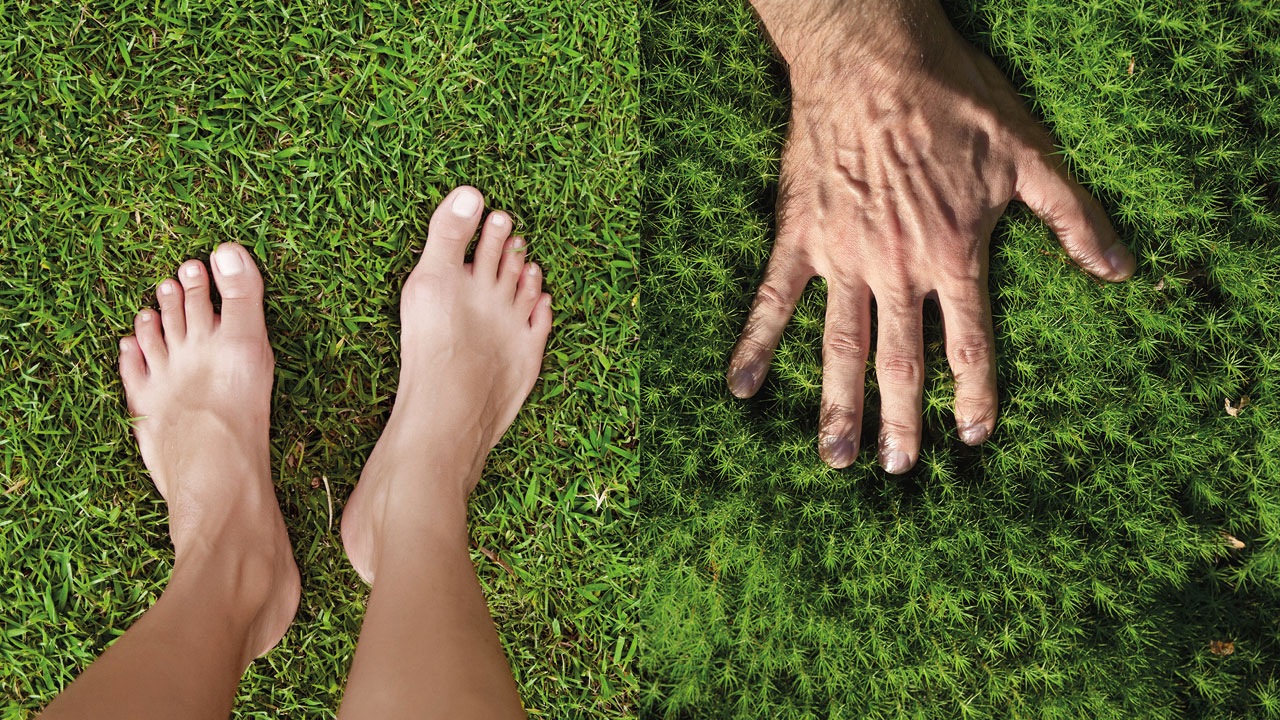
[641,0,1280,717]
[0,2,637,717]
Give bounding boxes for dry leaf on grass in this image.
[1222,532,1246,550]
[1210,640,1235,656]
[1128,57,1136,75]
[1225,396,1250,417]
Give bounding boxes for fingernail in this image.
[183,264,201,278]
[959,423,989,445]
[451,189,481,216]
[821,435,855,468]
[880,449,910,475]
[727,364,760,397]
[1104,244,1135,278]
[213,247,244,276]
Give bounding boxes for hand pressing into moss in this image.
[727,0,1136,472]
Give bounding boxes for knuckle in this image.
[878,418,917,438]
[732,328,771,360]
[752,282,792,313]
[948,333,994,369]
[876,354,923,385]
[823,329,868,361]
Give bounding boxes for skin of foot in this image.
[118,243,300,664]
[341,185,553,585]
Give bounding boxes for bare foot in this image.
[118,243,300,661]
[342,186,553,584]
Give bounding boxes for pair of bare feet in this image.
[116,186,551,664]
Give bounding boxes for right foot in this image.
[118,244,300,661]
[342,186,553,584]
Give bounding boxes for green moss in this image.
[640,0,1280,717]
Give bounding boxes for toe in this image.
[497,235,526,291]
[210,243,266,338]
[474,211,512,279]
[119,336,147,391]
[134,309,167,366]
[156,279,185,341]
[178,260,214,336]
[516,262,543,313]
[423,186,484,267]
[530,293,553,336]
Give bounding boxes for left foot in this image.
[341,186,553,584]
[118,243,300,661]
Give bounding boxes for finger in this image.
[727,250,811,398]
[872,292,925,474]
[818,282,872,468]
[938,282,997,445]
[1015,148,1135,281]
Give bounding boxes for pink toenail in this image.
[491,213,508,227]
[527,263,539,275]
[138,312,152,323]
[451,190,480,216]
[512,236,524,250]
[184,264,200,278]
[120,339,131,351]
[158,282,174,296]
[214,247,244,276]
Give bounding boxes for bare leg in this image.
[40,245,300,720]
[338,186,552,719]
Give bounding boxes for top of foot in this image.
[341,186,553,584]
[118,243,300,660]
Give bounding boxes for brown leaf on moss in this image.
[1210,640,1235,656]
[1225,396,1250,417]
[1128,57,1136,75]
[1222,533,1246,550]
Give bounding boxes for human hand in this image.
[728,0,1136,472]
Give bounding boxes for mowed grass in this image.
[642,0,1280,717]
[0,2,637,718]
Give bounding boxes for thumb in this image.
[1015,148,1136,282]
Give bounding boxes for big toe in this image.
[422,186,484,267]
[210,243,266,337]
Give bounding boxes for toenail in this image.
[451,190,481,216]
[158,281,174,296]
[491,213,508,227]
[120,339,131,351]
[183,264,201,278]
[527,263,540,276]
[214,247,244,276]
[138,311,152,323]
[512,236,525,250]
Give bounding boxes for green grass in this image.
[0,2,637,717]
[640,0,1280,717]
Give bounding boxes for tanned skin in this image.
[729,0,1136,472]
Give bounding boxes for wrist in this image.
[752,0,955,88]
